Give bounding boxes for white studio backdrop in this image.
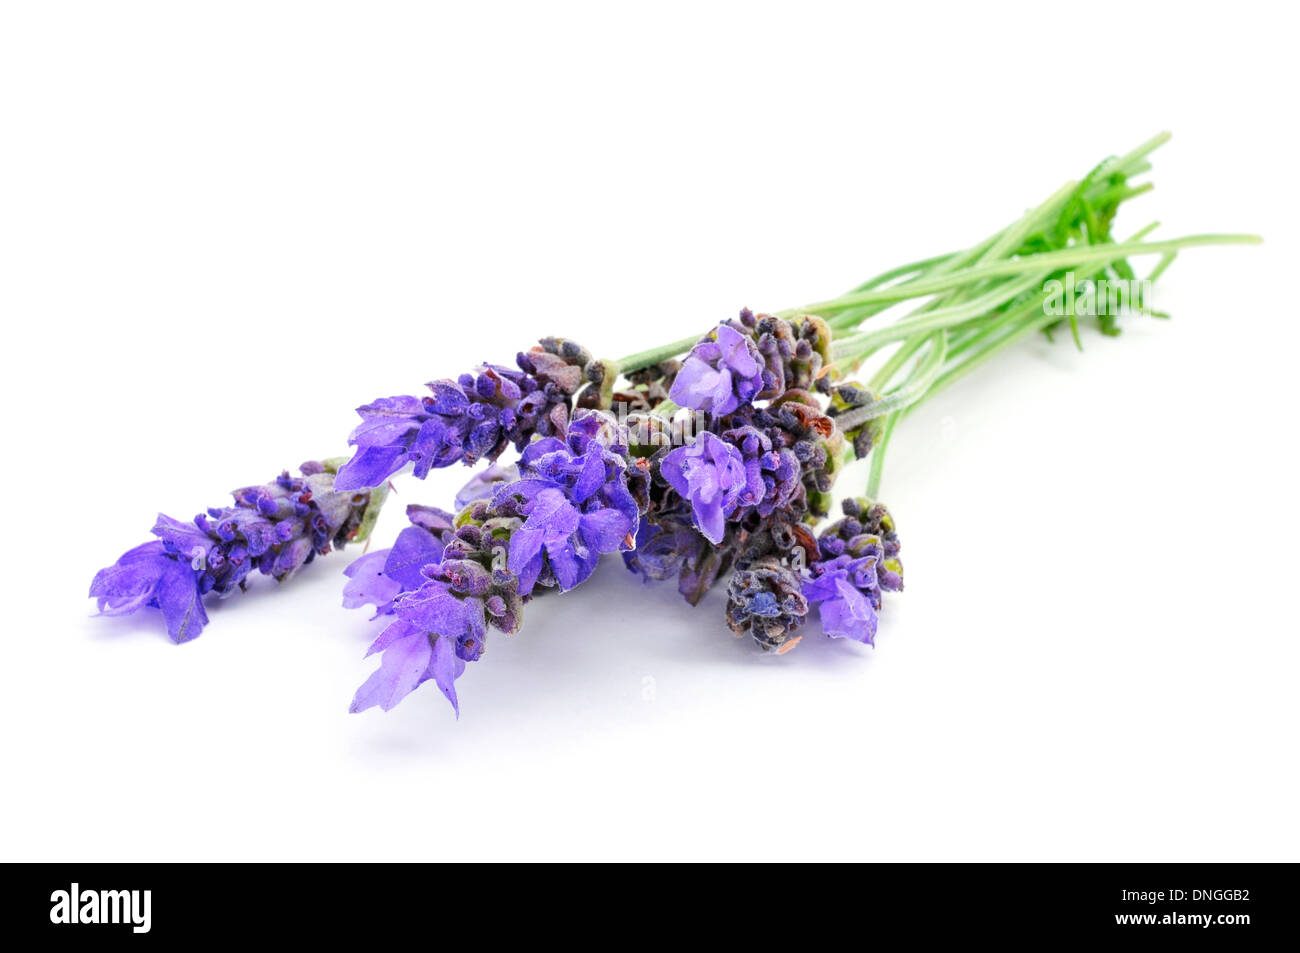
[1,2,1296,861]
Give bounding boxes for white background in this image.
[2,2,1297,861]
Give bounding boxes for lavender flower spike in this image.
[334,338,601,491]
[669,320,765,415]
[90,461,387,642]
[350,409,649,716]
[350,507,525,716]
[492,410,648,595]
[348,597,478,715]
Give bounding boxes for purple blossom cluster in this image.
[346,409,647,714]
[803,498,904,645]
[626,311,900,655]
[667,309,833,415]
[90,462,382,642]
[334,338,603,491]
[90,313,903,718]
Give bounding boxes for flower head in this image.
[814,497,903,588]
[803,498,903,643]
[90,461,384,642]
[802,554,879,644]
[334,338,601,490]
[348,411,647,716]
[349,526,521,717]
[669,321,764,415]
[492,410,646,594]
[659,431,749,544]
[347,620,467,715]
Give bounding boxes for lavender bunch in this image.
[90,133,1259,720]
[90,462,386,642]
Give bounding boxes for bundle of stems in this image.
[615,132,1259,496]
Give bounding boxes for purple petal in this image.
[570,448,607,503]
[356,394,425,418]
[394,582,486,641]
[819,578,878,644]
[522,487,581,537]
[411,418,462,473]
[349,626,434,713]
[508,526,545,574]
[334,445,407,490]
[659,448,689,498]
[716,323,760,377]
[364,617,420,658]
[383,526,446,590]
[150,514,212,558]
[154,559,208,642]
[405,505,457,533]
[424,380,469,415]
[349,415,418,447]
[342,549,403,612]
[426,634,467,716]
[89,541,171,615]
[801,568,844,604]
[693,495,726,545]
[546,536,598,590]
[580,508,632,553]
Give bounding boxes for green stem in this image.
[615,334,701,374]
[836,332,947,430]
[870,332,928,391]
[831,271,1044,365]
[611,133,1255,508]
[789,234,1259,317]
[616,135,1183,373]
[866,413,899,499]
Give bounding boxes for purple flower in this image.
[350,411,647,716]
[342,505,454,618]
[724,395,839,521]
[90,462,383,642]
[719,420,802,519]
[348,620,467,715]
[669,322,764,415]
[90,540,211,642]
[804,498,903,644]
[660,431,749,544]
[334,339,599,491]
[493,411,645,595]
[341,550,401,615]
[350,539,516,717]
[802,555,879,644]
